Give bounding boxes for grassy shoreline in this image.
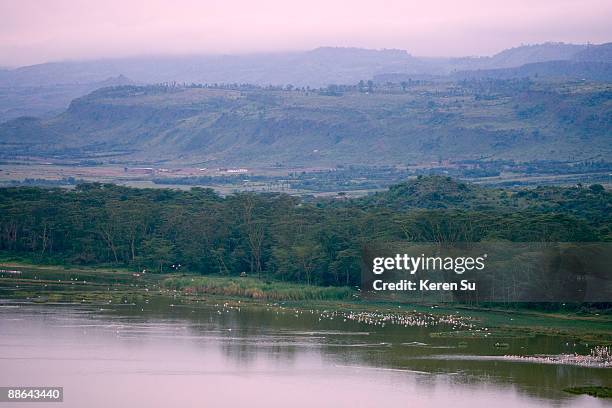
[162,275,355,301]
[1,261,611,345]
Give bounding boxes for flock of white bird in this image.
[316,309,474,330]
[503,346,612,368]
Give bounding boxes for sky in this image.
[0,0,611,67]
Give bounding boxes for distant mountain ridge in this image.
[0,75,136,123]
[0,43,599,88]
[450,43,612,81]
[484,42,588,68]
[453,61,612,81]
[0,42,608,123]
[0,48,420,88]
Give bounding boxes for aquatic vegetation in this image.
[163,276,354,301]
[563,386,612,398]
[494,342,510,348]
[430,328,534,339]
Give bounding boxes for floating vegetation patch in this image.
[494,342,510,349]
[430,328,535,339]
[563,386,612,398]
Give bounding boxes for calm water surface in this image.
[0,297,609,408]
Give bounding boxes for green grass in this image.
[563,386,612,398]
[162,275,354,301]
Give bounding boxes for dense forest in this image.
[1,176,610,287]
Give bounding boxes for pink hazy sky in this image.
[1,0,611,67]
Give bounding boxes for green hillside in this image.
[1,80,610,165]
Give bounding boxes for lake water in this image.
[0,297,609,408]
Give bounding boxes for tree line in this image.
[0,177,609,287]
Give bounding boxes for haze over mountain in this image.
[1,42,609,123]
[450,42,612,81]
[0,43,600,88]
[0,48,420,88]
[0,75,134,123]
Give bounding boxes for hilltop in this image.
[452,43,612,81]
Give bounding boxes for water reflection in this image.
[0,298,609,408]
